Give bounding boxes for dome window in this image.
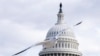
[59,43,61,48]
[68,43,70,48]
[57,32,58,34]
[62,43,64,48]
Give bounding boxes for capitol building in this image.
[39,3,82,56]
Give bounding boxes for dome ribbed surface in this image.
[46,24,75,40]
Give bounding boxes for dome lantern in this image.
[56,3,65,25]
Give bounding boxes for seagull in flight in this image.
[12,29,66,56]
[74,21,82,26]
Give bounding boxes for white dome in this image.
[39,4,82,56]
[46,24,75,40]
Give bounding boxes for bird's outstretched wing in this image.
[12,45,33,56]
[12,41,48,56]
[74,21,82,26]
[12,29,68,56]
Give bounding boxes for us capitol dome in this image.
[39,3,82,56]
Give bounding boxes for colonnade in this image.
[40,53,80,56]
[53,42,78,49]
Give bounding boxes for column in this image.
[57,53,58,56]
[68,54,69,56]
[61,53,62,56]
[53,53,54,56]
[49,54,51,56]
[72,54,73,56]
[72,54,74,56]
[64,53,66,56]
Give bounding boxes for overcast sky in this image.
[0,0,100,56]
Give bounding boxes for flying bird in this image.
[74,21,82,26]
[12,29,66,56]
[12,40,55,56]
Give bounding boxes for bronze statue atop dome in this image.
[59,3,63,13]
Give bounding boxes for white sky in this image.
[0,0,100,56]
